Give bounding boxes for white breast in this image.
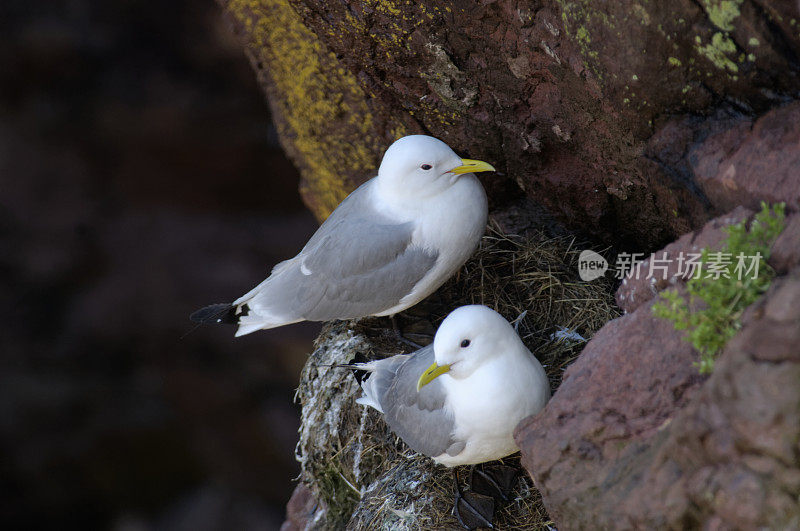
[374,174,488,316]
[433,353,549,467]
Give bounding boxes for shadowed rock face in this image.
[220,0,800,248]
[515,210,800,529]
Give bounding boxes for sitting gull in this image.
[355,305,550,466]
[190,135,495,336]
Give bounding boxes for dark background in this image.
[0,1,321,528]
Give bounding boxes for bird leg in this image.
[390,315,423,349]
[469,463,519,503]
[452,467,495,530]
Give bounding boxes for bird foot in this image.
[453,464,520,529]
[390,315,424,349]
[453,468,495,529]
[470,463,519,502]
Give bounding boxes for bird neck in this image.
[374,171,454,208]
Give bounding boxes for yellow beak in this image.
[449,158,496,175]
[416,361,452,391]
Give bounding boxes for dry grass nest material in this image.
[294,224,619,529]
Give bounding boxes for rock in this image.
[221,1,800,247]
[280,484,318,531]
[516,246,800,528]
[769,212,800,275]
[514,296,707,525]
[615,206,753,314]
[614,271,800,528]
[690,101,800,213]
[616,209,800,314]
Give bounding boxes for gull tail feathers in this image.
[352,355,409,414]
[189,299,299,336]
[234,309,302,336]
[189,303,239,324]
[356,373,385,413]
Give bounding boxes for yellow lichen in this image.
[556,0,613,78]
[702,0,743,32]
[226,0,408,220]
[696,32,739,72]
[364,0,402,17]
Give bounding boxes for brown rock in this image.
[516,269,800,529]
[769,212,800,274]
[280,483,318,531]
[615,206,753,314]
[220,1,800,247]
[690,101,800,214]
[617,272,800,528]
[514,297,706,524]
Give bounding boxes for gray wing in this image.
[244,180,439,322]
[373,345,460,459]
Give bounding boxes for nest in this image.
[294,224,619,529]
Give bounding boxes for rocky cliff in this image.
[217,1,800,528]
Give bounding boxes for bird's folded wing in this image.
[378,346,461,459]
[241,181,439,322]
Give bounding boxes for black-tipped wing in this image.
[189,303,240,324]
[237,180,438,324]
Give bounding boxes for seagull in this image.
[190,135,494,336]
[354,305,550,467]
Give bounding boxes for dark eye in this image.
[420,164,432,170]
[460,339,470,348]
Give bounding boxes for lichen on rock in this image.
[220,0,410,221]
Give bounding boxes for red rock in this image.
[769,212,800,275]
[516,267,800,529]
[280,484,318,531]
[615,206,753,314]
[617,272,800,528]
[691,101,800,214]
[514,295,706,524]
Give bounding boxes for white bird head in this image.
[417,305,524,390]
[376,135,495,199]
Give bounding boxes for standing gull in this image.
[355,304,550,467]
[190,135,494,336]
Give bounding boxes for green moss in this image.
[317,465,361,526]
[576,25,591,43]
[653,203,786,373]
[668,57,682,66]
[748,37,760,46]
